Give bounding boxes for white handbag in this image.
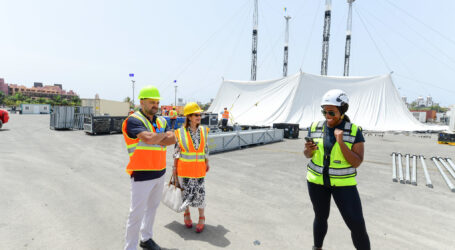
[161,175,186,213]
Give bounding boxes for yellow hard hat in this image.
[184,102,203,116]
[138,85,161,100]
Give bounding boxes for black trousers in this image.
[221,118,228,130]
[307,181,370,250]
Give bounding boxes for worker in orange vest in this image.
[169,106,178,130]
[122,85,176,250]
[173,102,210,233]
[221,107,229,131]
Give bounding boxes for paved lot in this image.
[1,114,454,249]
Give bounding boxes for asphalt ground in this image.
[1,114,454,250]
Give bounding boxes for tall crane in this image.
[250,0,258,81]
[283,14,291,77]
[321,0,332,76]
[344,0,355,76]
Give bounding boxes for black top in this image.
[126,110,169,182]
[307,120,365,187]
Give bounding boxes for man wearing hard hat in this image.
[169,106,178,130]
[122,85,176,250]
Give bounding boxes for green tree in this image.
[37,97,46,104]
[14,92,26,102]
[71,95,81,106]
[0,91,5,104]
[5,96,15,106]
[62,99,69,106]
[124,97,134,109]
[52,95,62,105]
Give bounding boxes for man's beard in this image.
[145,107,158,116]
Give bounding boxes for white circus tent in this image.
[208,71,445,131]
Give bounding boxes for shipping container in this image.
[81,98,129,116]
[20,104,51,114]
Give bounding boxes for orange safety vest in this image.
[122,111,168,175]
[169,110,178,119]
[175,126,209,178]
[222,110,229,119]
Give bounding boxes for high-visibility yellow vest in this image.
[174,126,209,178]
[169,110,178,119]
[122,111,167,175]
[306,121,360,186]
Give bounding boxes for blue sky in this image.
[1,0,454,106]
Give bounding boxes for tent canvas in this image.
[208,71,445,132]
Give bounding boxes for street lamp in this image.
[129,73,135,108]
[174,80,177,106]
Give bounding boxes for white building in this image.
[426,96,433,107]
[20,104,51,114]
[416,96,425,107]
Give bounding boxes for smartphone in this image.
[304,137,314,143]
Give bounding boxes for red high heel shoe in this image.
[184,212,192,228]
[196,216,205,233]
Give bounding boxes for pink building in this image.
[0,78,8,96]
[0,77,78,100]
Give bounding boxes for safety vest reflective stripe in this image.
[306,120,359,186]
[308,161,357,176]
[177,128,190,152]
[310,132,323,138]
[127,112,167,156]
[179,153,205,162]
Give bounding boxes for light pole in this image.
[129,73,135,109]
[131,80,135,108]
[174,80,177,106]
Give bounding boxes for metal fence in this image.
[207,129,284,154]
[50,106,94,130]
[50,106,75,129]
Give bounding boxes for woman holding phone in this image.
[303,89,370,250]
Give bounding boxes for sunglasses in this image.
[321,110,336,117]
[192,114,202,117]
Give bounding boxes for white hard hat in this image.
[321,89,349,107]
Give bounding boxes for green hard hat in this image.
[138,85,161,100]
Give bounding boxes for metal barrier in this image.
[50,106,94,130]
[207,129,284,154]
[50,106,74,129]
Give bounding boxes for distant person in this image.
[169,106,178,130]
[122,85,176,250]
[173,102,210,233]
[220,107,229,131]
[303,89,370,250]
